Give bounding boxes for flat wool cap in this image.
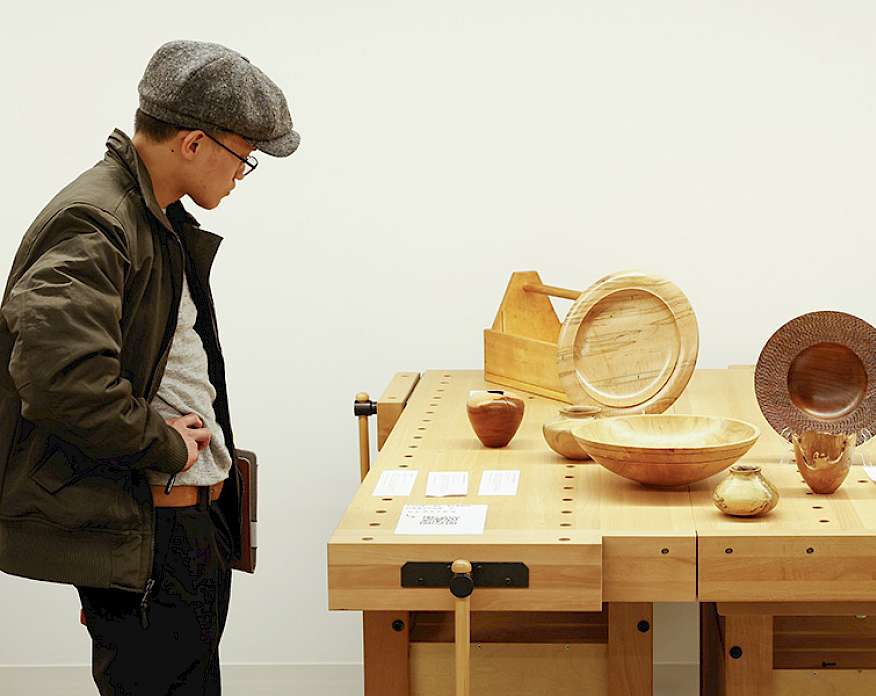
[138,40,300,157]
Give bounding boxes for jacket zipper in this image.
[141,228,184,612]
[139,577,155,629]
[144,231,184,401]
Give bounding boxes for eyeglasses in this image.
[202,131,259,177]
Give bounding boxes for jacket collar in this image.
[105,129,225,283]
[106,129,174,235]
[166,202,224,288]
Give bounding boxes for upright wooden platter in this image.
[556,271,699,414]
[754,311,876,445]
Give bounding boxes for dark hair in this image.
[133,108,183,142]
[134,108,231,145]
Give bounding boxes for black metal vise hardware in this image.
[401,562,529,595]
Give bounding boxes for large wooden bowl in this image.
[572,415,760,487]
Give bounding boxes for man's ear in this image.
[178,130,206,162]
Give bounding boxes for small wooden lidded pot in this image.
[466,390,526,448]
[712,463,779,517]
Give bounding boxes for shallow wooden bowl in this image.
[572,415,760,487]
[556,271,699,415]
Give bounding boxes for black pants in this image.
[77,489,233,695]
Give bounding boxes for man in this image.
[0,40,298,694]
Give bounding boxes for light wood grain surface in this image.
[770,670,876,695]
[556,271,699,413]
[724,614,773,696]
[676,368,876,602]
[332,368,876,610]
[328,370,698,611]
[483,271,568,401]
[572,414,759,487]
[336,368,876,695]
[410,643,608,696]
[608,603,653,695]
[377,372,421,450]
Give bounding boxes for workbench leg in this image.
[608,602,653,696]
[363,611,410,696]
[700,603,725,696]
[723,615,772,696]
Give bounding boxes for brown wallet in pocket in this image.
[231,449,258,573]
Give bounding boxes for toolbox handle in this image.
[522,282,581,301]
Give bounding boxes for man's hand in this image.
[165,413,211,472]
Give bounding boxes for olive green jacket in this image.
[0,130,242,593]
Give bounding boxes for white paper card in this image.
[395,504,488,535]
[372,470,418,497]
[864,465,876,482]
[426,472,469,497]
[478,470,520,496]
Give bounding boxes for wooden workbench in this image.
[328,368,876,695]
[329,370,696,695]
[677,369,876,696]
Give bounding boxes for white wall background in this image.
[1,0,875,678]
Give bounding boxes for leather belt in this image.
[151,480,224,508]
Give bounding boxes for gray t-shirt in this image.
[146,271,232,487]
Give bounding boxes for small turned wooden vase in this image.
[543,405,602,459]
[466,390,525,448]
[792,431,856,494]
[712,463,779,517]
